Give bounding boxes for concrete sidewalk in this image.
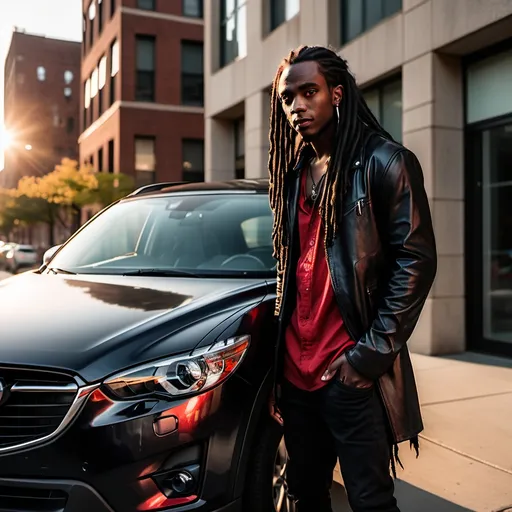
[333,352,512,512]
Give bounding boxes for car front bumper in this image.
[0,377,256,512]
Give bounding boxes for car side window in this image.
[241,216,273,249]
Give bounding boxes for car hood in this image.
[0,272,268,382]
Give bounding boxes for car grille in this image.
[0,485,68,511]
[0,367,78,452]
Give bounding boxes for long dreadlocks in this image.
[268,45,394,317]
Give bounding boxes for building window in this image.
[362,78,402,142]
[83,16,87,54]
[136,36,156,102]
[108,139,115,173]
[138,0,156,10]
[182,139,204,182]
[270,0,300,31]
[110,40,119,105]
[98,147,104,172]
[235,118,245,179]
[91,67,99,107]
[67,117,75,134]
[85,79,91,109]
[99,55,107,114]
[135,136,156,186]
[64,70,74,84]
[183,0,203,17]
[341,0,402,44]
[181,42,203,106]
[98,0,104,32]
[220,0,247,67]
[89,0,96,19]
[37,66,46,81]
[89,0,96,47]
[111,40,119,77]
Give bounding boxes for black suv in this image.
[0,180,293,512]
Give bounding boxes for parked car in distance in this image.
[0,179,296,512]
[0,243,38,273]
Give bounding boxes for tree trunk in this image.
[48,205,55,247]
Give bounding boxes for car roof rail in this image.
[127,181,188,197]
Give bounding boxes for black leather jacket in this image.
[276,132,437,444]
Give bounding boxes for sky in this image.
[0,0,82,170]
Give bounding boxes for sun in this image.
[1,126,13,151]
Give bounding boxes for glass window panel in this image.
[364,0,383,30]
[91,68,99,98]
[271,0,285,29]
[381,80,402,142]
[236,3,247,59]
[85,79,91,108]
[466,49,512,124]
[183,139,204,182]
[99,56,107,89]
[286,0,300,20]
[221,0,247,66]
[383,0,402,16]
[183,0,202,17]
[342,0,364,43]
[135,137,156,171]
[362,89,380,122]
[111,40,119,77]
[136,37,155,72]
[481,124,512,342]
[88,0,96,20]
[137,0,155,10]
[181,42,203,74]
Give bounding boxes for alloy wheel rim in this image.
[273,437,296,512]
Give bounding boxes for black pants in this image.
[279,377,400,512]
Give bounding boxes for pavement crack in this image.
[418,435,512,477]
[421,390,512,407]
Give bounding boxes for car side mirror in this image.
[43,245,62,265]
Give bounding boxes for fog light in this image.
[168,471,194,494]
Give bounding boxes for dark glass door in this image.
[467,120,512,356]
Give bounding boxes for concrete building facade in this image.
[79,0,205,190]
[204,0,512,357]
[2,30,81,189]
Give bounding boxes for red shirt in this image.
[283,169,355,391]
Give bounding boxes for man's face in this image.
[277,61,341,142]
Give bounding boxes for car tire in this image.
[243,413,295,512]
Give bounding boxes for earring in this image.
[336,103,340,124]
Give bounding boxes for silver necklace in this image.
[309,157,330,201]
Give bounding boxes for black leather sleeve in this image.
[345,149,437,380]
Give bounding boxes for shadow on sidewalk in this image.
[442,351,512,370]
[332,480,474,512]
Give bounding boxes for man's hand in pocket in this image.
[322,354,374,389]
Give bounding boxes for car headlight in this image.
[103,335,250,400]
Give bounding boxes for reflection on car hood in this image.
[0,272,268,382]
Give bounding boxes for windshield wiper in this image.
[122,268,200,277]
[48,267,77,275]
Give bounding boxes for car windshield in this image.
[47,192,276,277]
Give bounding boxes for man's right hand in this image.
[268,387,283,426]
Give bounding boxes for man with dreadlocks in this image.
[267,45,437,512]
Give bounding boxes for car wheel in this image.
[243,414,296,512]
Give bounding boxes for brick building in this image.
[79,0,204,190]
[1,30,81,188]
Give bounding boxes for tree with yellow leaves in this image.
[1,158,134,245]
